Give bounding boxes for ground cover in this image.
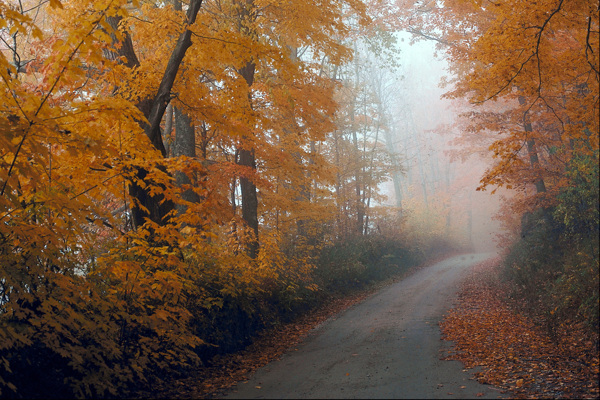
[440,258,599,399]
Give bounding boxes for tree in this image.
[104,0,203,231]
[402,0,599,340]
[0,0,413,396]
[405,0,598,215]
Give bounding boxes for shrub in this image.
[502,151,599,339]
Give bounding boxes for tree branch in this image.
[144,0,204,157]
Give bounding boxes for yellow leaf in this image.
[516,379,523,387]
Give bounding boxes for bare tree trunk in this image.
[350,41,364,235]
[237,59,259,258]
[416,143,429,209]
[518,96,547,195]
[445,162,453,235]
[163,103,174,157]
[384,123,403,210]
[349,97,364,235]
[238,146,259,257]
[334,130,344,237]
[467,191,473,248]
[518,96,551,235]
[362,115,381,235]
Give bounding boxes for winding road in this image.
[222,253,503,399]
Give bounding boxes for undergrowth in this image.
[502,153,599,345]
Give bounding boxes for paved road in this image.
[222,253,503,399]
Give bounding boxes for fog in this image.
[381,32,508,253]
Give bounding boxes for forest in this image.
[0,0,597,398]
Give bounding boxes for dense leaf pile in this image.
[441,258,599,399]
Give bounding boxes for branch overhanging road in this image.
[221,253,505,399]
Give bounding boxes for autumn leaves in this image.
[0,0,401,397]
[429,1,600,397]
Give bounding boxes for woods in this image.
[0,0,598,398]
[407,0,599,338]
[0,1,420,397]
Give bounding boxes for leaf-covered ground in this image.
[440,258,599,399]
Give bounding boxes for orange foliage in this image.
[405,0,598,216]
[0,0,404,396]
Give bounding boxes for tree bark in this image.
[237,59,259,258]
[163,103,174,156]
[105,0,203,230]
[173,107,199,215]
[384,123,403,210]
[518,96,547,195]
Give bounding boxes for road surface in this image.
[222,253,503,399]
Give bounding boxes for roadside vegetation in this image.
[503,152,599,342]
[1,1,470,398]
[430,0,599,396]
[1,0,597,398]
[441,257,599,399]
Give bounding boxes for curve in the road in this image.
[222,253,503,399]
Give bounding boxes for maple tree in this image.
[404,0,599,210]
[0,0,419,397]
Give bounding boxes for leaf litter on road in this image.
[440,257,599,399]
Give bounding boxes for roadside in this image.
[218,253,501,399]
[152,284,380,399]
[440,258,600,399]
[135,252,464,399]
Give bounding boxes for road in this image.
[222,253,503,399]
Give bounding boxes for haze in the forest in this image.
[379,32,505,253]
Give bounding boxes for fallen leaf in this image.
[516,379,523,388]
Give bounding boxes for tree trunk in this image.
[467,191,473,248]
[384,124,403,210]
[105,1,203,230]
[333,130,344,236]
[173,107,199,215]
[163,103,174,156]
[237,59,259,258]
[518,96,551,235]
[362,115,381,235]
[238,147,259,258]
[518,96,547,195]
[416,143,429,209]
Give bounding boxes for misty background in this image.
[371,31,506,253]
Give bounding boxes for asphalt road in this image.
[222,253,503,399]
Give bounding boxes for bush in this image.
[314,234,418,294]
[189,232,423,363]
[502,151,599,339]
